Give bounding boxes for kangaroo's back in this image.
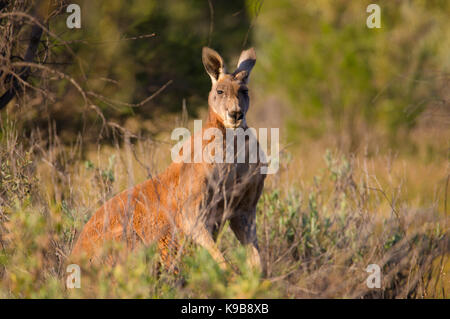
[70,163,182,262]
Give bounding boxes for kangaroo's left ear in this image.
[235,47,256,83]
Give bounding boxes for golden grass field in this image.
[0,108,448,298]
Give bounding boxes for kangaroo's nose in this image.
[228,110,243,121]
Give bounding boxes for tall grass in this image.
[0,115,448,298]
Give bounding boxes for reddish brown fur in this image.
[70,47,265,272]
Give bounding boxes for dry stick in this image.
[10,61,103,119]
[242,0,263,49]
[128,138,160,182]
[444,173,449,216]
[366,185,400,220]
[14,59,112,142]
[87,80,173,108]
[42,33,157,47]
[0,64,49,98]
[106,122,138,140]
[207,0,214,47]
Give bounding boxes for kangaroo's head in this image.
[202,47,256,129]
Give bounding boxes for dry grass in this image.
[0,111,448,298]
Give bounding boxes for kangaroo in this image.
[70,47,266,273]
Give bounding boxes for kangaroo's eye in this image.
[217,90,224,95]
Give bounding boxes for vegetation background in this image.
[0,0,448,298]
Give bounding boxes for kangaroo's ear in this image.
[235,47,256,83]
[202,47,225,83]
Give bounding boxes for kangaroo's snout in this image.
[228,110,243,122]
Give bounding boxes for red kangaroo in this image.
[70,47,266,272]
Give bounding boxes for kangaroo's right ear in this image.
[202,47,225,83]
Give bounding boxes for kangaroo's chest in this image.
[178,130,266,226]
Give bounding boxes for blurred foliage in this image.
[3,0,449,147]
[251,0,450,144]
